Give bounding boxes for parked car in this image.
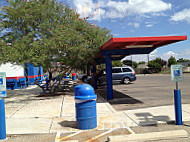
[111,66,136,84]
[77,73,91,83]
[79,66,136,84]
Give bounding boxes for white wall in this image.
[0,63,24,77]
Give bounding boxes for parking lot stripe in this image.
[55,131,82,142]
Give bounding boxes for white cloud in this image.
[73,0,171,21]
[151,12,167,16]
[73,0,104,21]
[90,8,105,21]
[161,51,178,60]
[171,9,190,24]
[134,23,140,28]
[150,49,158,56]
[106,0,171,19]
[121,55,149,62]
[163,51,177,56]
[146,24,153,27]
[121,50,179,62]
[127,0,171,14]
[128,22,140,28]
[73,0,93,18]
[121,49,158,62]
[149,50,178,61]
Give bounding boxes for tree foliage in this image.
[138,61,146,64]
[112,60,123,67]
[177,58,190,63]
[122,59,138,69]
[0,0,112,93]
[168,56,178,67]
[148,58,167,73]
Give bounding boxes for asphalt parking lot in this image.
[97,73,190,111]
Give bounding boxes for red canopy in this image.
[101,35,187,50]
[95,35,187,63]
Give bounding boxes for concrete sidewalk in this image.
[4,86,136,134]
[4,85,190,135]
[124,104,190,126]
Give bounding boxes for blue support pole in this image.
[0,99,6,140]
[174,89,182,125]
[87,65,90,76]
[92,65,97,89]
[105,55,113,100]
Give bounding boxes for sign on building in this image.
[0,72,7,97]
[171,65,183,82]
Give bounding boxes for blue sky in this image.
[63,0,190,62]
[1,0,190,62]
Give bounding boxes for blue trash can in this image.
[72,73,76,81]
[75,84,97,130]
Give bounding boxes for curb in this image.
[107,129,188,142]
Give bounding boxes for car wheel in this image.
[123,77,130,84]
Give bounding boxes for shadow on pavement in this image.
[96,86,143,105]
[135,112,170,126]
[59,120,77,129]
[5,87,64,105]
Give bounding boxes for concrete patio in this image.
[3,85,190,135]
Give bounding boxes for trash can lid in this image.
[72,73,76,76]
[75,84,97,100]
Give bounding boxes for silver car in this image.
[112,66,136,84]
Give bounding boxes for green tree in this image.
[122,59,138,69]
[168,56,178,67]
[148,58,167,73]
[112,61,123,67]
[0,0,112,93]
[138,61,146,64]
[132,61,138,69]
[177,58,190,63]
[148,61,161,72]
[0,40,7,63]
[122,59,132,66]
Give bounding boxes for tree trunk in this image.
[49,71,55,94]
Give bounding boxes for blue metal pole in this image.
[0,99,6,140]
[105,55,113,100]
[174,89,182,125]
[92,65,97,89]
